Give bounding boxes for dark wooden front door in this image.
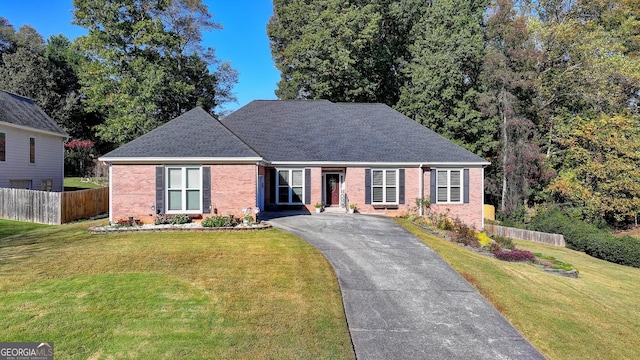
[325,174,340,206]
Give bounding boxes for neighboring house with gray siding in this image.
[0,90,68,192]
[101,100,490,227]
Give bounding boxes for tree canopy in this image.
[72,0,237,146]
[269,0,640,227]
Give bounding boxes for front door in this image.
[325,174,341,206]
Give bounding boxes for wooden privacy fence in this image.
[0,187,109,225]
[484,223,565,247]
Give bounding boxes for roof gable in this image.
[101,107,261,160]
[221,100,488,164]
[0,90,67,137]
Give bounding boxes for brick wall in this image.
[110,164,256,224]
[427,167,484,229]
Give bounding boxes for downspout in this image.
[419,164,425,217]
[482,167,485,230]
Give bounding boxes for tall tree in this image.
[546,114,640,225]
[396,0,491,155]
[46,34,101,142]
[0,17,17,64]
[72,0,238,146]
[480,0,545,218]
[0,24,59,117]
[268,0,422,105]
[532,0,640,226]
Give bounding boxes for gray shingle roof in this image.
[221,100,488,164]
[100,107,261,160]
[0,90,67,137]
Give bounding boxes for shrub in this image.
[155,214,191,225]
[202,215,236,228]
[493,249,535,262]
[428,210,454,230]
[154,214,171,225]
[168,214,191,225]
[491,234,515,250]
[530,208,640,268]
[452,218,480,248]
[116,217,140,227]
[475,232,492,247]
[489,241,503,253]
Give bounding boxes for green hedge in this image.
[529,208,640,268]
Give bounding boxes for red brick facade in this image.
[110,164,256,224]
[110,164,484,227]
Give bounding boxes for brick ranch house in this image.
[99,100,490,227]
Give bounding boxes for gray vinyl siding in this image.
[0,124,65,192]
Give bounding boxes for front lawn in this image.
[0,221,354,359]
[398,218,640,360]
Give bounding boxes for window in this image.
[0,132,5,161]
[436,169,462,203]
[372,169,398,204]
[29,137,35,163]
[277,169,304,204]
[41,179,52,191]
[10,179,32,189]
[166,167,201,213]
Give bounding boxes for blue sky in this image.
[0,0,280,113]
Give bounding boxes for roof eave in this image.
[99,157,264,165]
[0,121,68,138]
[269,160,491,167]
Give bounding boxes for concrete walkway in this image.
[267,213,546,360]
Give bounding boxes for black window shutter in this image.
[430,169,436,204]
[398,169,405,204]
[463,169,470,204]
[304,168,311,204]
[155,166,164,214]
[202,167,211,213]
[364,168,371,204]
[269,168,276,204]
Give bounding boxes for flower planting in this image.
[404,211,578,276]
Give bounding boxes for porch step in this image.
[323,206,347,213]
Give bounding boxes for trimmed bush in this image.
[168,214,191,225]
[202,215,236,228]
[155,214,191,225]
[530,208,640,268]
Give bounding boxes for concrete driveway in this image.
[267,213,545,360]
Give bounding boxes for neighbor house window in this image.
[0,132,5,161]
[372,169,398,203]
[436,169,462,203]
[29,137,35,163]
[166,167,202,213]
[41,179,52,191]
[277,169,304,204]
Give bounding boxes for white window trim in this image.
[165,166,203,214]
[436,169,463,204]
[371,169,399,204]
[276,168,305,205]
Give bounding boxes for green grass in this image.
[64,177,105,191]
[0,221,355,359]
[398,218,640,360]
[0,219,51,239]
